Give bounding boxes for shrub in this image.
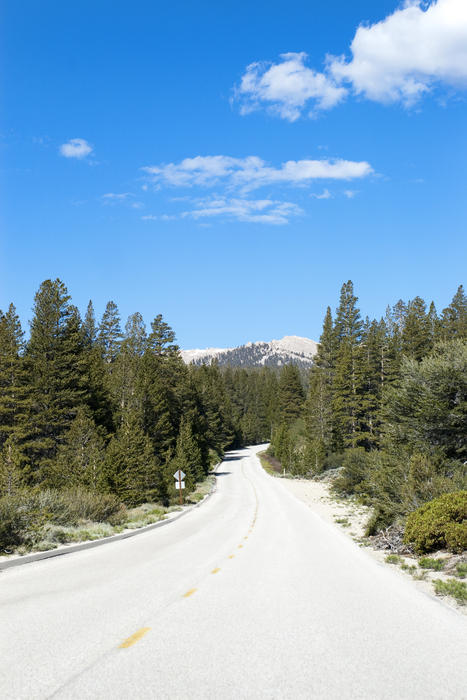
[433,578,467,605]
[404,491,467,554]
[0,492,51,550]
[418,557,445,571]
[34,487,124,525]
[0,487,125,551]
[333,448,369,496]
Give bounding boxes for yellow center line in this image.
[211,567,221,574]
[119,627,151,649]
[182,588,197,598]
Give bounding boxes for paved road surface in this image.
[1,446,466,699]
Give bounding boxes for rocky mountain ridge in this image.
[181,335,318,368]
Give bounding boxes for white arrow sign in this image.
[173,470,186,481]
[175,481,185,490]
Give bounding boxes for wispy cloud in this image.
[142,155,373,192]
[59,138,93,159]
[233,0,467,119]
[102,192,144,209]
[102,192,132,201]
[344,189,358,199]
[310,189,332,199]
[181,196,303,225]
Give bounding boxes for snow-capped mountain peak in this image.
[181,335,318,368]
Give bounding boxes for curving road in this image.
[1,446,466,699]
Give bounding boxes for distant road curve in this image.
[1,445,466,699]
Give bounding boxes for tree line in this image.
[0,279,277,507]
[269,282,467,531]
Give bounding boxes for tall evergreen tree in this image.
[278,364,305,426]
[52,406,106,489]
[23,280,88,483]
[98,301,122,364]
[0,437,23,496]
[105,411,167,505]
[401,296,432,360]
[441,285,467,339]
[332,281,363,448]
[0,304,29,450]
[305,307,334,455]
[83,300,97,346]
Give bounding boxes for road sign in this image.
[173,470,186,481]
[175,481,185,490]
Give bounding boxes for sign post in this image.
[173,469,186,505]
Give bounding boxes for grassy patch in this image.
[257,451,282,476]
[455,563,467,579]
[385,554,402,565]
[334,517,350,527]
[418,557,445,571]
[434,578,467,605]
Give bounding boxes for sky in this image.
[1,0,466,348]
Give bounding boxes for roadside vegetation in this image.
[262,281,466,606]
[0,279,277,554]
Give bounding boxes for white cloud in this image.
[343,189,358,199]
[234,0,467,117]
[102,192,143,209]
[59,138,93,159]
[180,196,302,225]
[310,189,332,199]
[102,192,131,201]
[142,155,373,192]
[330,0,467,105]
[235,52,347,120]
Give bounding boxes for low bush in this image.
[418,557,445,571]
[433,578,467,605]
[0,487,125,551]
[404,491,467,554]
[333,448,369,496]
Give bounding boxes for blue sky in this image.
[1,0,466,348]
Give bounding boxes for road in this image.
[1,445,466,699]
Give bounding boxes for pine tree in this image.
[441,285,467,339]
[401,296,432,360]
[305,307,334,455]
[332,281,363,448]
[98,301,122,364]
[23,280,88,483]
[0,437,23,496]
[148,314,179,356]
[83,300,97,346]
[0,304,29,451]
[171,414,203,489]
[105,411,166,505]
[111,312,147,423]
[52,406,106,489]
[278,365,304,425]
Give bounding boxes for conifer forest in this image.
[0,278,465,550]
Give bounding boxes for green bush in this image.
[333,448,369,496]
[34,488,124,525]
[0,487,125,551]
[418,557,445,571]
[404,491,467,554]
[433,578,467,605]
[0,492,50,550]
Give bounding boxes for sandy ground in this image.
[278,475,467,616]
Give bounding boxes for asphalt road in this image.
[1,445,466,699]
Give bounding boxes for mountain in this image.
[181,335,318,369]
